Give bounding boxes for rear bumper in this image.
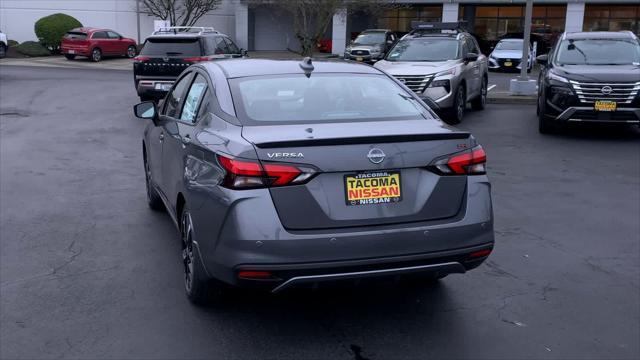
[189,176,494,290]
[60,45,90,56]
[135,76,175,98]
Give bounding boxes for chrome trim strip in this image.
[271,261,466,293]
[568,118,640,124]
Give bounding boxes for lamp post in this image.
[509,0,537,95]
[136,0,141,45]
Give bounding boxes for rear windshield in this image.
[64,32,87,40]
[229,74,430,125]
[139,38,201,56]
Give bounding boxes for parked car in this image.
[133,26,245,101]
[317,38,332,53]
[488,38,535,72]
[61,27,137,62]
[536,31,640,134]
[132,58,494,305]
[0,30,7,58]
[375,22,489,124]
[344,29,397,63]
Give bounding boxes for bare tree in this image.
[248,0,398,56]
[140,0,223,27]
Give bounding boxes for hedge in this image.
[15,41,51,57]
[7,40,19,47]
[34,13,82,52]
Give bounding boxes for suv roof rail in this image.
[152,26,219,35]
[407,21,468,36]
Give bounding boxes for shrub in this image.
[7,40,19,47]
[15,41,51,57]
[34,13,82,52]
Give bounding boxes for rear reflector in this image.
[468,248,492,259]
[217,154,317,189]
[238,270,273,279]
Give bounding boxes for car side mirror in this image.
[134,101,158,122]
[240,48,248,57]
[464,52,479,62]
[536,54,548,65]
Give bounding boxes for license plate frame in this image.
[344,171,402,206]
[504,61,512,67]
[356,57,363,62]
[155,82,173,91]
[594,100,617,112]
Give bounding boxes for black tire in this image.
[90,47,102,62]
[537,88,556,134]
[181,207,225,305]
[471,76,488,111]
[144,156,165,211]
[445,85,466,124]
[126,45,136,58]
[64,54,76,60]
[0,44,6,58]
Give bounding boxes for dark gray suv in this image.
[133,58,494,304]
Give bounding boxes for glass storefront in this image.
[583,4,640,36]
[461,5,566,54]
[377,5,442,35]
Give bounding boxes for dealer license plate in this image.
[356,57,363,62]
[344,171,402,206]
[594,100,616,112]
[155,83,173,91]
[504,61,512,67]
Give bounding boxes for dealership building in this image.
[1,0,639,55]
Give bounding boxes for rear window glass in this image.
[140,38,201,56]
[65,32,87,40]
[230,74,430,125]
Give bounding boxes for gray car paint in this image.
[141,59,494,289]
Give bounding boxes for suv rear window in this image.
[140,38,202,56]
[64,32,87,40]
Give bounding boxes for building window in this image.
[377,5,442,35]
[584,5,640,36]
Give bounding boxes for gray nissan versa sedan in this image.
[133,58,494,304]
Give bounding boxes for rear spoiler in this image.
[254,133,470,149]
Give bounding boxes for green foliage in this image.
[7,40,20,47]
[34,13,82,52]
[15,41,51,57]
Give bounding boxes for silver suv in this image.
[375,22,488,123]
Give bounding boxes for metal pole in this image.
[136,0,141,45]
[520,0,533,80]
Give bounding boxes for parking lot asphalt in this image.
[1,66,639,360]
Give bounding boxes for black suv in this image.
[133,26,245,101]
[536,31,640,133]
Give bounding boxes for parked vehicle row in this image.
[488,38,535,72]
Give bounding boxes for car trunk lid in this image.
[242,119,471,230]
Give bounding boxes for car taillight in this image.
[133,56,149,62]
[184,56,211,62]
[430,145,487,175]
[217,155,317,189]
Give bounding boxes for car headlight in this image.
[429,79,451,93]
[435,67,457,77]
[370,47,382,55]
[547,71,569,83]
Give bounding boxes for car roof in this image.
[360,29,391,33]
[204,59,382,79]
[147,33,225,39]
[564,31,635,40]
[69,27,110,33]
[499,38,523,42]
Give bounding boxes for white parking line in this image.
[487,84,497,92]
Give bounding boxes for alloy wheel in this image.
[456,87,465,121]
[127,46,136,58]
[181,211,195,294]
[92,49,101,62]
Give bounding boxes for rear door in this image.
[91,31,110,53]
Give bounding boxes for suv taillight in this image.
[217,155,317,189]
[430,145,487,175]
[184,56,211,62]
[133,56,150,62]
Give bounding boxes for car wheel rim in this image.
[127,47,135,58]
[93,50,100,61]
[481,80,487,106]
[145,161,153,201]
[181,212,194,293]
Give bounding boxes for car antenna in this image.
[299,57,314,78]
